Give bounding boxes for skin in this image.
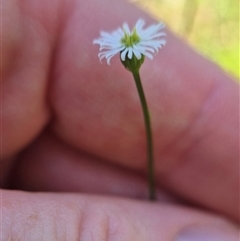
[2,0,239,240]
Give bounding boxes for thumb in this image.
[3,190,238,240]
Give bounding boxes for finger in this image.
[11,128,238,223]
[10,131,175,203]
[3,190,239,241]
[2,0,57,158]
[48,0,239,220]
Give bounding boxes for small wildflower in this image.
[93,19,166,200]
[93,19,166,65]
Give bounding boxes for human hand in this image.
[2,0,239,240]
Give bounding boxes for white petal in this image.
[133,45,154,59]
[106,55,115,65]
[146,39,166,47]
[141,32,166,40]
[157,39,167,46]
[132,48,142,59]
[140,25,161,39]
[104,48,123,58]
[100,53,114,64]
[135,19,145,32]
[142,51,153,59]
[100,31,117,41]
[134,45,155,53]
[112,30,124,40]
[99,43,123,50]
[116,28,125,36]
[93,38,116,47]
[102,37,120,44]
[156,22,165,30]
[122,23,130,34]
[143,23,164,37]
[120,48,128,61]
[139,40,166,51]
[128,48,133,59]
[93,39,101,45]
[99,31,122,43]
[98,46,125,64]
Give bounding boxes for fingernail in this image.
[176,225,239,241]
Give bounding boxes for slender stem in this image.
[132,70,155,201]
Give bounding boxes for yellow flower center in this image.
[121,28,140,47]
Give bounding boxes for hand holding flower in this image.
[93,19,167,200]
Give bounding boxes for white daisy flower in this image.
[93,19,166,65]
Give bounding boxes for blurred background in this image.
[131,0,239,80]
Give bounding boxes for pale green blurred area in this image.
[131,0,239,80]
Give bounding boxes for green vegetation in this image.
[134,0,239,79]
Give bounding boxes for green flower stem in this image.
[131,70,156,201]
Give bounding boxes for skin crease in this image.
[2,0,239,240]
